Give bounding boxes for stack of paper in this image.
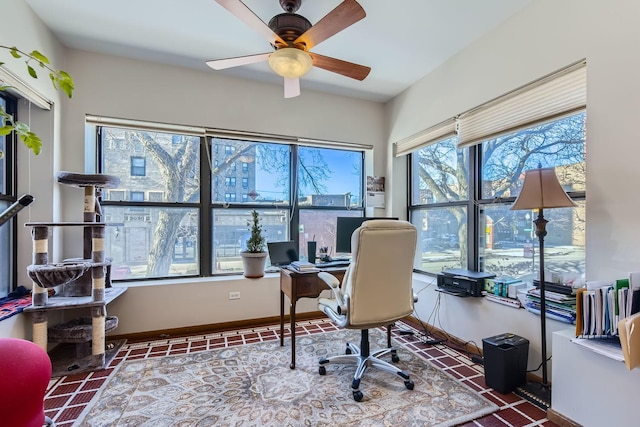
[524,288,577,324]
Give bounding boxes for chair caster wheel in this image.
[391,354,400,363]
[353,390,364,402]
[319,366,326,375]
[404,380,414,390]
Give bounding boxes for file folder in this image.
[618,312,640,370]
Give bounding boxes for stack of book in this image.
[289,261,319,273]
[485,277,526,298]
[483,277,526,308]
[523,286,577,324]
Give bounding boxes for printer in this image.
[437,269,496,297]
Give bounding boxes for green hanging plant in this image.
[0,46,74,155]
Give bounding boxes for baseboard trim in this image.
[403,315,483,356]
[108,311,327,343]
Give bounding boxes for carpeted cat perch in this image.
[24,172,126,376]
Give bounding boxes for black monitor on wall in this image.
[335,217,398,254]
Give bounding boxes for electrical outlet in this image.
[229,291,240,300]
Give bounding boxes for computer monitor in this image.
[335,217,398,254]
[267,241,299,267]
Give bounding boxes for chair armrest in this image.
[318,271,347,315]
[318,272,340,289]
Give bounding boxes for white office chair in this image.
[317,219,418,401]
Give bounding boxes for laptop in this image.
[267,241,299,267]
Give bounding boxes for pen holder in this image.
[307,241,317,264]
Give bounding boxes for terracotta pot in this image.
[241,252,268,278]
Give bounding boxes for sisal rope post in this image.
[91,225,106,302]
[91,305,106,366]
[83,185,96,260]
[31,226,49,306]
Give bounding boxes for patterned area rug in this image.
[77,329,498,426]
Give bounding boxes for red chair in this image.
[0,338,55,426]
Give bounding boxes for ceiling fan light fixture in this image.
[268,48,313,78]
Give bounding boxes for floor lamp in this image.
[510,167,576,407]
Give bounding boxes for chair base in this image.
[318,329,414,401]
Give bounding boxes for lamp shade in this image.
[268,48,313,78]
[511,167,576,210]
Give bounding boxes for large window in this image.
[97,126,365,280]
[410,137,469,273]
[210,140,364,273]
[100,127,201,280]
[0,93,17,298]
[409,113,586,278]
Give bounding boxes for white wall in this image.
[388,0,640,422]
[552,329,640,426]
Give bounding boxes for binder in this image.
[575,287,586,337]
[631,288,640,316]
[615,279,629,315]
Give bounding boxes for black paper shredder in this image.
[482,333,529,394]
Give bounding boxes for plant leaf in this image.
[27,65,37,79]
[14,121,30,134]
[20,131,42,155]
[10,47,21,59]
[0,126,13,136]
[59,79,74,98]
[30,50,50,65]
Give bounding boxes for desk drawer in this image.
[295,275,320,297]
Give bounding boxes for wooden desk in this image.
[279,267,345,369]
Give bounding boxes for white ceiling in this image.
[24,0,531,102]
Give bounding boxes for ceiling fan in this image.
[206,0,371,98]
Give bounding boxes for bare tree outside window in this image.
[410,113,585,278]
[98,128,365,279]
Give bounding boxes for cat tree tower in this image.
[24,172,127,376]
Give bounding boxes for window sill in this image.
[112,272,280,288]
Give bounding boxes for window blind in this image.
[86,115,372,151]
[85,115,206,136]
[394,118,457,157]
[457,61,586,148]
[0,66,52,110]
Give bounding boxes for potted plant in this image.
[241,210,267,278]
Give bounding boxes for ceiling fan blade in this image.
[206,53,271,70]
[214,0,287,48]
[284,77,301,98]
[309,52,370,81]
[293,0,365,51]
